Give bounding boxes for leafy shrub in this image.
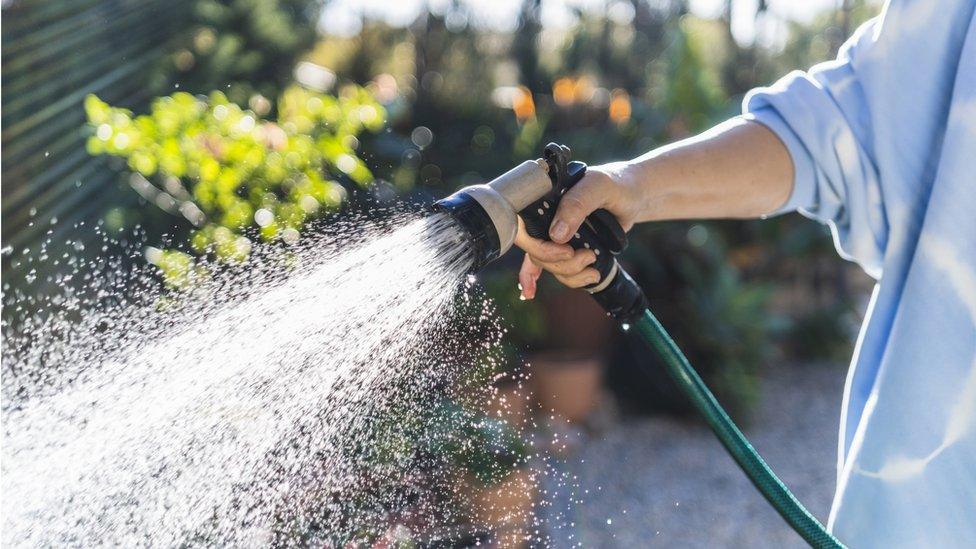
[605,222,785,419]
[85,86,384,287]
[155,0,323,106]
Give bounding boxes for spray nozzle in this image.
[433,143,648,321]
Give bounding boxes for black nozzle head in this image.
[432,191,501,273]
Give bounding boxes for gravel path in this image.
[538,361,847,548]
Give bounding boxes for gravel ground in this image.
[538,361,848,548]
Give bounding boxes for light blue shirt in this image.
[744,1,976,546]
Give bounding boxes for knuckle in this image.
[546,261,574,276]
[578,176,607,195]
[539,246,565,262]
[577,250,596,267]
[521,237,544,254]
[560,195,587,218]
[555,274,583,289]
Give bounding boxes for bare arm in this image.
[516,117,794,299]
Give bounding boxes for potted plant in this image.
[481,268,613,427]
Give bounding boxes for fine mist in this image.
[2,213,516,546]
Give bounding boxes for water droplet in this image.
[253,208,274,227]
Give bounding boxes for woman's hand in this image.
[515,163,642,300]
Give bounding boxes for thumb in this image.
[549,175,607,244]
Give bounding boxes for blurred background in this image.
[2,0,880,546]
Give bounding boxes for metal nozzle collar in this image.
[432,157,554,272]
[474,158,552,255]
[457,185,520,256]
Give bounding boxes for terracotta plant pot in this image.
[539,287,613,355]
[484,377,533,431]
[529,351,603,424]
[469,467,536,549]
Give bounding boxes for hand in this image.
[515,119,796,299]
[515,163,641,300]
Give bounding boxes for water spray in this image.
[435,143,845,549]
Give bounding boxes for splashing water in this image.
[1,213,518,546]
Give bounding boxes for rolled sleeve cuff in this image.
[742,97,817,217]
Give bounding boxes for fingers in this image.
[514,217,574,263]
[518,254,542,300]
[555,267,601,289]
[518,248,597,299]
[531,248,596,277]
[549,173,610,243]
[514,195,608,298]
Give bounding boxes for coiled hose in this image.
[632,308,846,549]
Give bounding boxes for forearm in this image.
[621,117,794,222]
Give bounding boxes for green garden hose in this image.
[632,308,846,549]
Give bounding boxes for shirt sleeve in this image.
[743,17,888,279]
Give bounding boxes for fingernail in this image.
[588,275,601,285]
[550,220,569,241]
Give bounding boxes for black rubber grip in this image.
[520,161,625,288]
[518,143,648,321]
[587,208,627,254]
[520,160,581,240]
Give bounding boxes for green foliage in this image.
[85,86,384,287]
[775,0,881,79]
[785,304,858,362]
[617,221,788,417]
[149,247,210,290]
[662,21,726,132]
[676,257,778,415]
[156,0,322,106]
[487,274,547,346]
[424,402,528,487]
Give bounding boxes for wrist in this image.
[615,157,670,223]
[586,161,642,229]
